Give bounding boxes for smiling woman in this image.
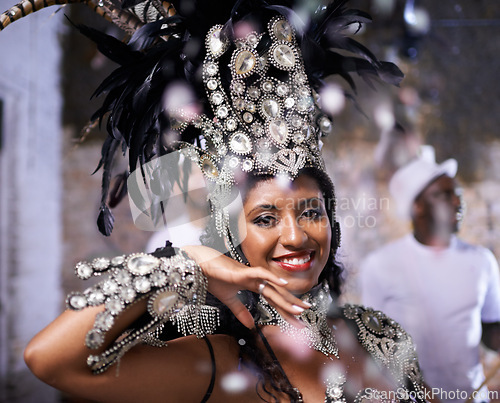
[6,0,434,401]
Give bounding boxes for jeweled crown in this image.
[173,16,331,190]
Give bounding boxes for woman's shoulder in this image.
[338,303,425,391]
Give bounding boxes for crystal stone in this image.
[217,106,228,118]
[120,287,136,303]
[134,277,151,293]
[201,157,218,178]
[76,262,93,279]
[69,294,87,310]
[228,156,239,169]
[274,20,293,41]
[102,280,119,295]
[205,62,218,76]
[150,271,168,287]
[262,81,273,92]
[234,98,245,110]
[111,255,125,266]
[276,84,289,96]
[87,290,105,306]
[170,271,182,285]
[86,330,104,349]
[252,124,264,136]
[362,311,383,333]
[105,298,123,315]
[95,312,114,330]
[211,92,224,105]
[248,86,260,99]
[284,97,295,109]
[92,257,110,271]
[230,133,252,154]
[297,96,313,112]
[226,119,237,131]
[261,99,280,119]
[152,290,178,316]
[247,33,258,45]
[209,28,225,55]
[114,269,132,285]
[243,112,253,123]
[234,50,256,75]
[232,81,245,94]
[273,44,295,68]
[242,159,254,171]
[318,116,332,134]
[269,120,289,144]
[127,254,159,275]
[246,102,256,113]
[207,79,218,90]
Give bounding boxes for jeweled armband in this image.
[66,249,219,374]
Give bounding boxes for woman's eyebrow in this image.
[247,203,277,217]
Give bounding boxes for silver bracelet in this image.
[66,249,219,374]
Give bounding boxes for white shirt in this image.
[359,234,500,402]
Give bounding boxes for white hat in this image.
[389,145,457,219]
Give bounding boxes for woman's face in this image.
[238,174,332,294]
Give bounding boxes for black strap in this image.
[200,337,216,403]
[256,327,293,386]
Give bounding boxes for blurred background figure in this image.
[359,146,500,402]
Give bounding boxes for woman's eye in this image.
[253,215,277,227]
[301,208,323,220]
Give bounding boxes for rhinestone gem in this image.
[284,97,295,108]
[319,115,332,134]
[105,297,123,315]
[111,256,125,266]
[262,81,273,92]
[243,112,254,123]
[69,294,87,310]
[127,254,159,275]
[209,28,224,55]
[297,96,313,112]
[115,270,132,285]
[95,312,114,330]
[170,271,182,285]
[276,84,289,96]
[269,120,289,144]
[102,280,118,295]
[201,157,218,178]
[76,262,93,279]
[218,144,227,156]
[211,92,224,105]
[291,115,303,128]
[246,102,256,113]
[217,106,228,118]
[120,287,136,303]
[230,132,252,154]
[252,124,264,136]
[207,79,218,90]
[248,87,260,99]
[274,20,293,41]
[86,330,104,348]
[205,62,218,76]
[295,73,307,84]
[228,156,240,168]
[92,257,110,271]
[234,50,256,75]
[226,119,237,131]
[273,44,295,68]
[87,290,105,305]
[362,311,383,333]
[261,99,280,119]
[232,81,245,94]
[242,159,254,171]
[152,291,178,316]
[150,271,168,287]
[234,98,245,110]
[134,277,151,293]
[247,33,258,45]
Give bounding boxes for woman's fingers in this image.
[223,296,255,329]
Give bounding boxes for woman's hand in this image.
[183,245,310,329]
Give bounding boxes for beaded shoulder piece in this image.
[342,304,427,402]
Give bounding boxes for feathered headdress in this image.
[1,0,403,258]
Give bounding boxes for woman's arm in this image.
[24,245,309,402]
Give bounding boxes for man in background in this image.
[359,146,500,402]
